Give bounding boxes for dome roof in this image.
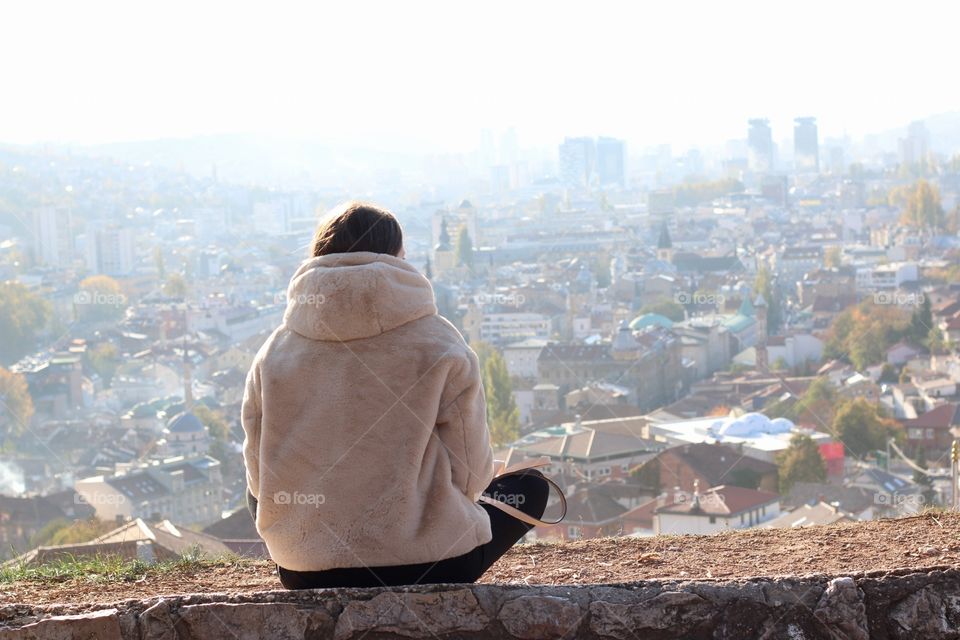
[710,413,795,438]
[167,411,205,434]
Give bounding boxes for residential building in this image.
[764,501,853,528]
[635,443,779,494]
[655,484,781,535]
[74,455,223,527]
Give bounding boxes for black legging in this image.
[247,470,549,589]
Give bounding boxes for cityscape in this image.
[1,106,959,562]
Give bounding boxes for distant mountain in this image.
[76,134,427,188]
[861,111,960,156]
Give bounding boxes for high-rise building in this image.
[86,224,135,276]
[899,121,929,169]
[794,117,819,173]
[596,137,626,187]
[32,207,74,267]
[747,119,774,173]
[558,137,595,189]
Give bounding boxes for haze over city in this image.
[2,1,960,614]
[3,0,958,151]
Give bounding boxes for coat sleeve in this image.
[241,361,263,501]
[437,349,495,502]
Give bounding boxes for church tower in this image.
[656,222,673,263]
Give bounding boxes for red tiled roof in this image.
[656,484,780,516]
[903,403,958,429]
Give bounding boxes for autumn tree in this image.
[77,275,126,321]
[896,179,945,230]
[163,273,189,299]
[0,282,51,363]
[777,433,827,493]
[832,398,896,458]
[86,342,120,385]
[824,299,911,369]
[482,349,519,447]
[0,366,34,447]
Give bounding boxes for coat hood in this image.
[282,251,438,342]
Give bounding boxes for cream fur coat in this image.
[241,251,494,571]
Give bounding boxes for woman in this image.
[242,201,549,589]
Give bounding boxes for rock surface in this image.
[2,567,960,639]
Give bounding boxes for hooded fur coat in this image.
[241,251,495,571]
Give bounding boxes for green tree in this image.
[193,404,230,441]
[471,342,496,371]
[824,246,842,268]
[777,433,827,493]
[0,282,51,363]
[909,296,933,344]
[832,398,896,458]
[753,267,782,334]
[947,205,960,234]
[728,467,762,490]
[878,363,899,384]
[30,517,116,547]
[455,226,474,271]
[638,300,685,322]
[482,349,519,447]
[912,448,936,505]
[0,366,34,446]
[789,377,839,427]
[163,273,189,299]
[86,343,120,385]
[928,327,947,354]
[153,246,166,278]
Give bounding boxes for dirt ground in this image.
[3,513,959,606]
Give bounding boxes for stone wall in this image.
[2,566,960,639]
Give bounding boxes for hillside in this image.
[3,512,958,606]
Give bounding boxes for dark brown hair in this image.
[311,201,403,257]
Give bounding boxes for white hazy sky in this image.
[1,0,957,151]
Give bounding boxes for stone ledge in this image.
[2,567,960,639]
